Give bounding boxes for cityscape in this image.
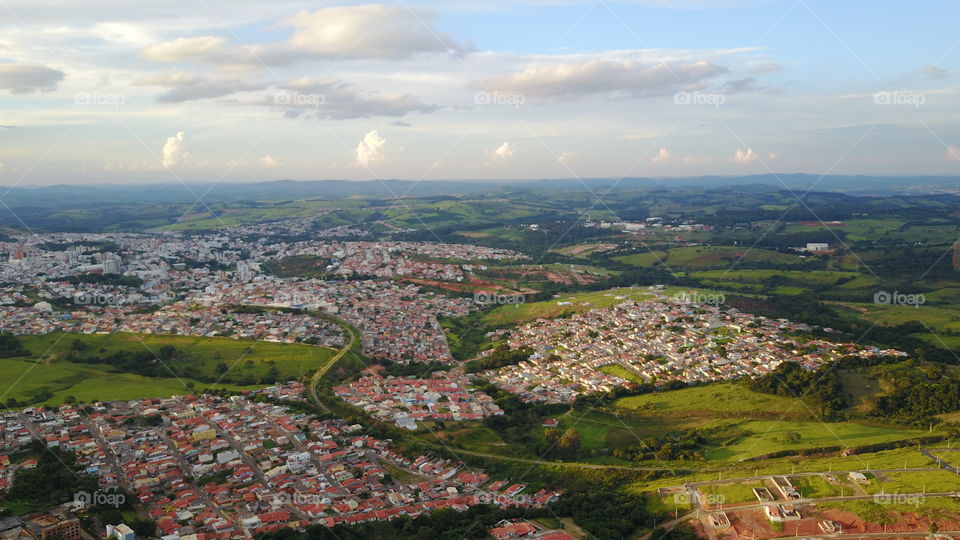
[2,1,960,540]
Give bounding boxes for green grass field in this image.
[839,302,960,333]
[697,481,766,504]
[792,475,847,498]
[615,246,806,270]
[615,382,810,421]
[598,363,647,383]
[701,420,927,461]
[865,470,960,495]
[1,332,335,406]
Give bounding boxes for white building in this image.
[107,523,136,540]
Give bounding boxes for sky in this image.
[0,0,958,185]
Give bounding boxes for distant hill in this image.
[2,174,960,208]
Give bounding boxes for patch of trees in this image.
[377,360,450,379]
[465,345,535,373]
[747,361,846,419]
[612,431,707,462]
[550,485,658,540]
[439,312,493,361]
[544,428,582,460]
[1,440,98,515]
[66,273,143,287]
[472,379,569,458]
[866,362,960,421]
[0,334,27,358]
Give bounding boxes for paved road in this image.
[155,426,235,530]
[308,314,361,412]
[922,448,960,473]
[248,406,347,496]
[414,442,696,472]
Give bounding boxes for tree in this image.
[557,428,581,459]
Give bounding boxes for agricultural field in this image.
[552,243,619,258]
[615,246,808,270]
[0,332,335,406]
[838,302,960,333]
[690,268,877,295]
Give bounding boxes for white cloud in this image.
[768,152,779,160]
[0,162,5,176]
[557,151,577,166]
[161,131,190,168]
[651,147,671,164]
[259,155,282,167]
[279,4,469,60]
[275,78,436,119]
[751,61,783,74]
[730,147,759,165]
[479,59,725,99]
[922,65,947,80]
[0,64,64,93]
[136,72,266,103]
[487,142,515,165]
[946,145,960,162]
[141,36,230,63]
[353,130,387,167]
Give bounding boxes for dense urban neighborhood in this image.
[2,195,960,540]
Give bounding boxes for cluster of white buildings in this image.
[0,230,509,363]
[483,290,905,404]
[333,374,504,430]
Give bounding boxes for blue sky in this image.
[0,0,957,185]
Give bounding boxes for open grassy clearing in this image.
[700,420,927,462]
[792,475,847,498]
[838,302,960,333]
[692,268,873,286]
[0,355,249,406]
[597,364,647,383]
[1,332,334,406]
[697,481,766,504]
[615,383,809,421]
[863,470,960,494]
[616,246,808,270]
[628,446,941,494]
